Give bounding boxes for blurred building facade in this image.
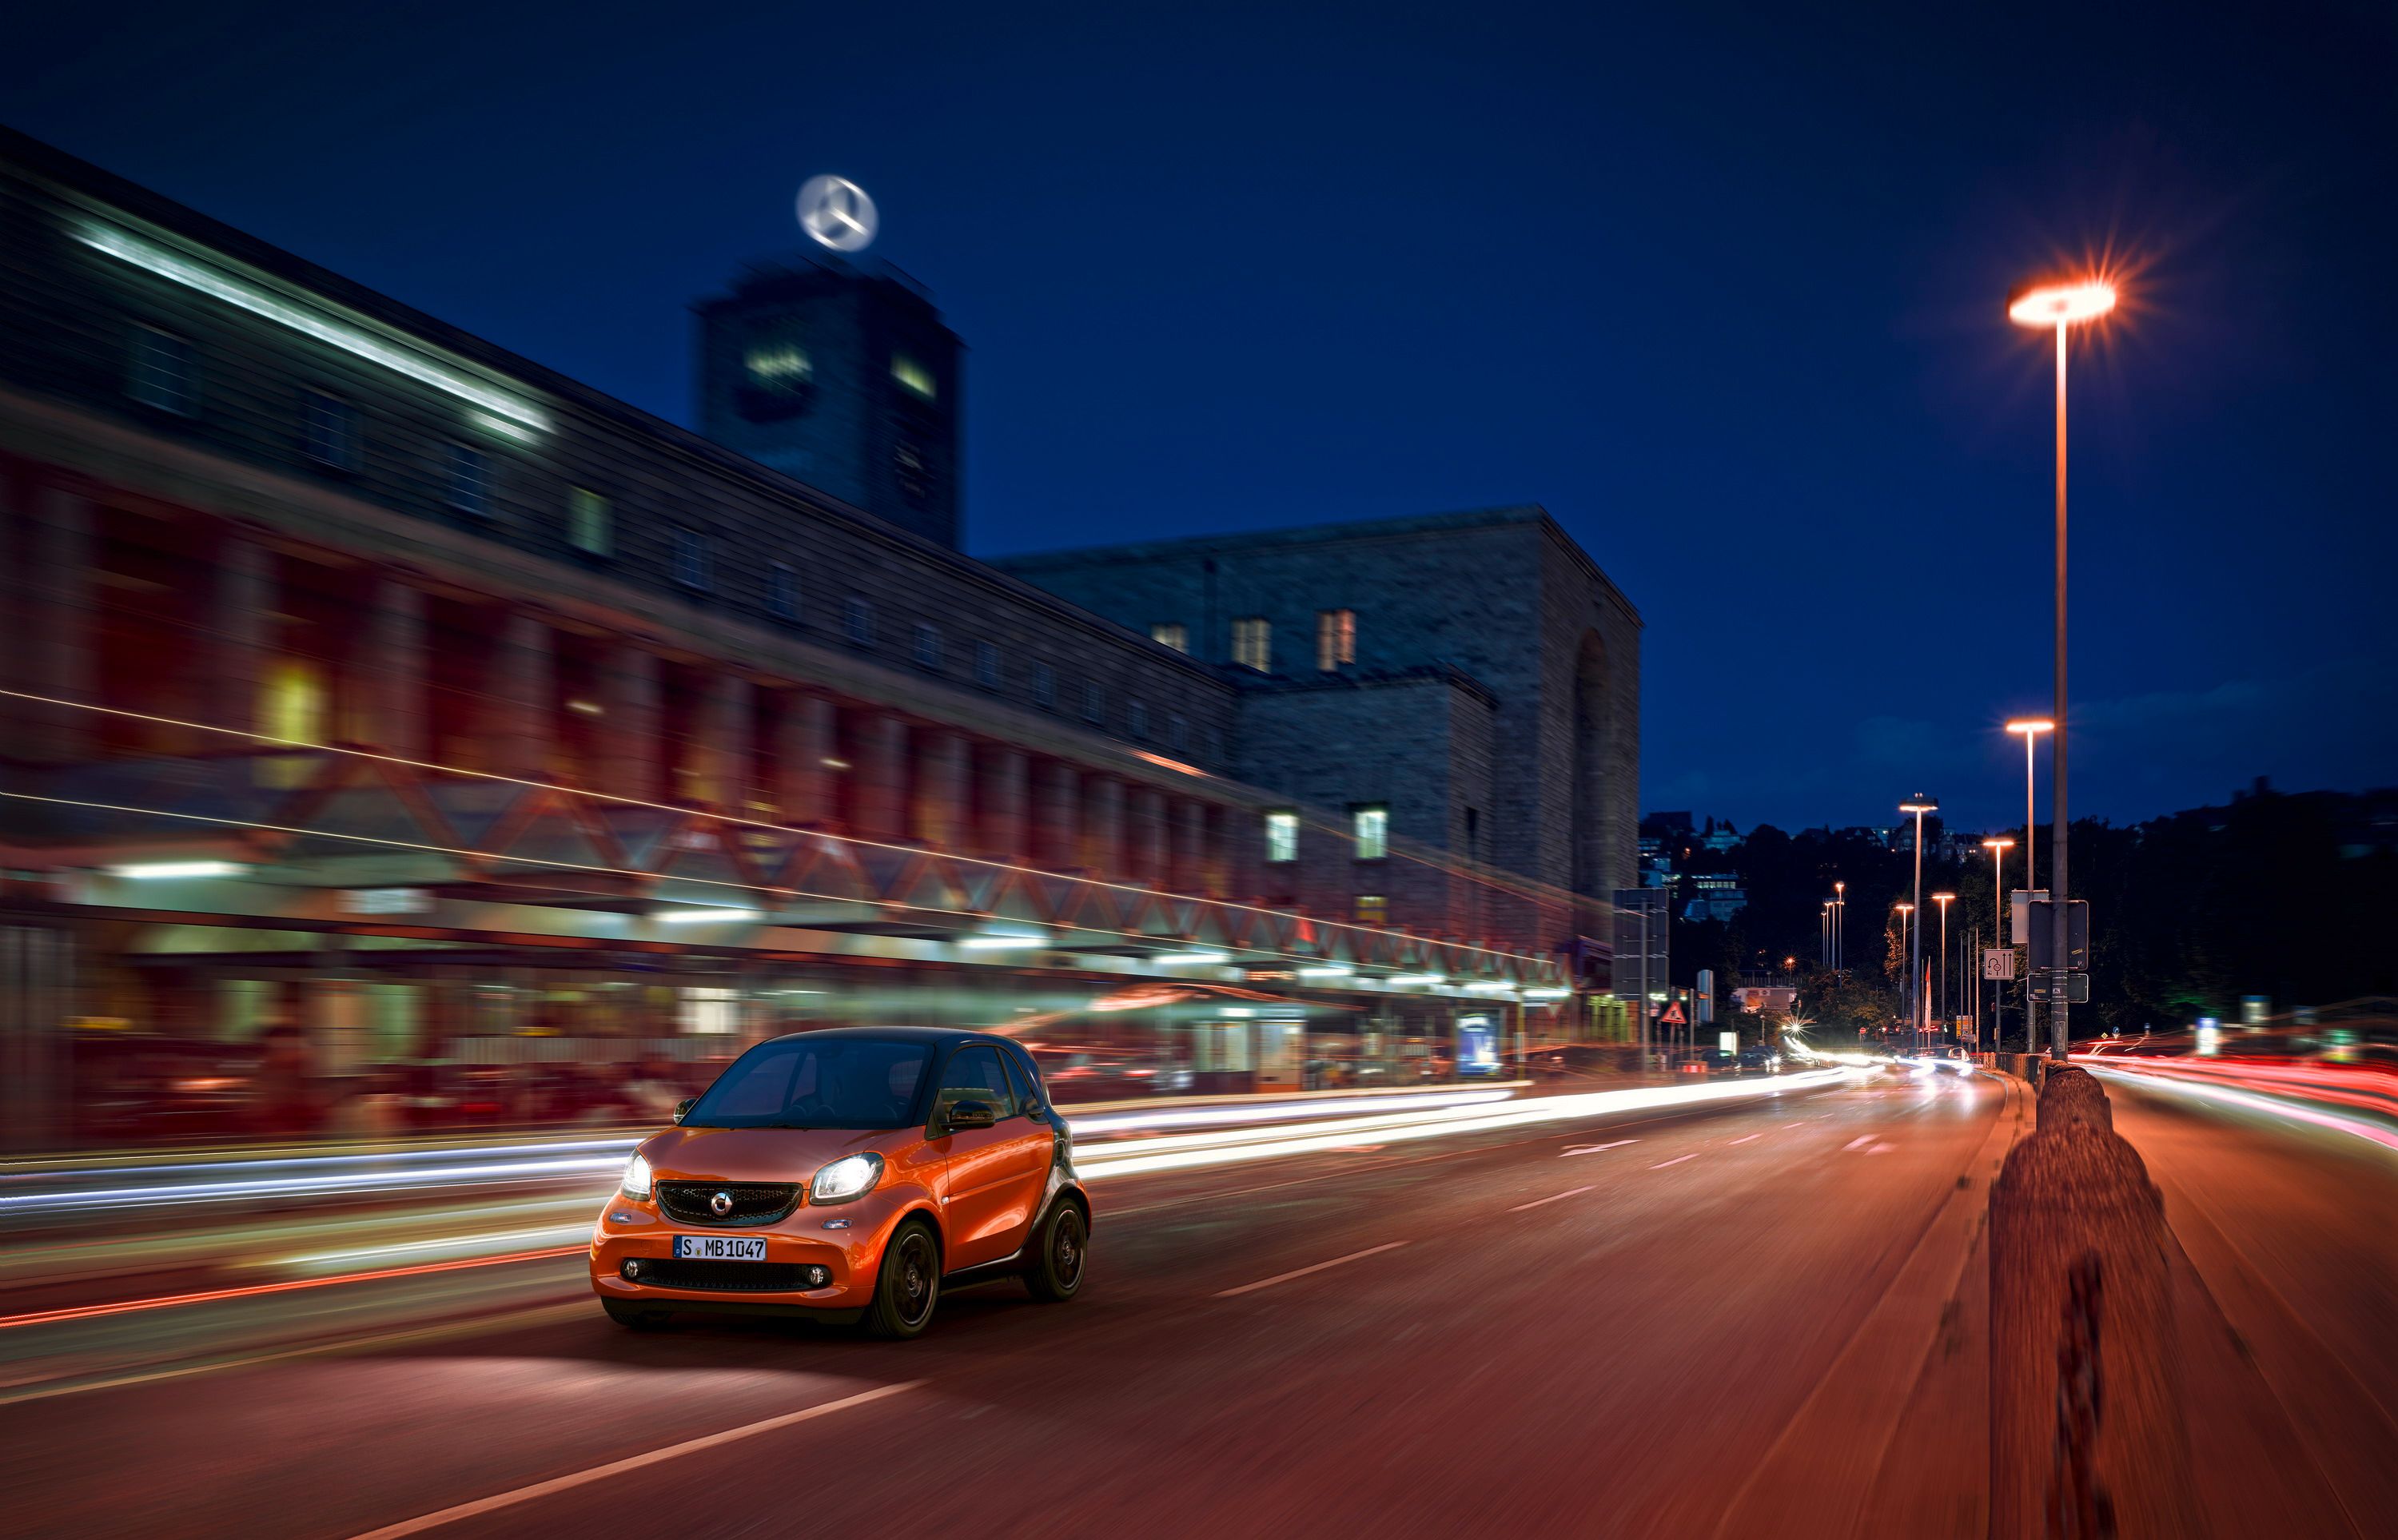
[0,129,1636,1148]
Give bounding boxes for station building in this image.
[0,127,1640,1147]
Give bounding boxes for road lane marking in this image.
[1650,1154,1698,1169]
[1508,1185,1595,1213]
[1842,1135,1876,1152]
[1730,1133,1763,1144]
[1559,1140,1637,1156]
[1214,1241,1408,1298]
[1785,1122,1805,1128]
[0,1245,588,1332]
[345,1380,922,1538]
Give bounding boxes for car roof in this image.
[756,1025,1014,1050]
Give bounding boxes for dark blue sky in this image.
[9,1,2392,834]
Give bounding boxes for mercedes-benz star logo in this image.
[710,1190,733,1217]
[797,174,877,253]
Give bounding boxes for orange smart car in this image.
[590,1027,1089,1339]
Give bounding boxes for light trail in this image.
[2082,1061,2398,1155]
[0,1245,588,1332]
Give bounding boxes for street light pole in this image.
[1933,892,1955,1035]
[1899,796,1937,1048]
[2010,279,2116,1060]
[1834,881,1845,972]
[1894,901,1915,1049]
[2006,719,2053,1054]
[1982,837,2014,1054]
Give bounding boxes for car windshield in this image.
[681,1037,934,1130]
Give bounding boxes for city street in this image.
[3,1070,2009,1538]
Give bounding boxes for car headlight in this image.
[622,1152,653,1200]
[810,1152,883,1205]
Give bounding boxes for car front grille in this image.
[655,1182,801,1227]
[632,1259,819,1293]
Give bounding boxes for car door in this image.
[930,1045,1046,1268]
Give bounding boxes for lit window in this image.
[1081,682,1105,725]
[672,527,711,590]
[1355,893,1388,926]
[745,340,812,394]
[913,623,942,671]
[679,985,740,1035]
[974,642,1001,690]
[568,488,611,556]
[1033,663,1057,710]
[1265,810,1299,864]
[1128,700,1149,739]
[892,352,937,400]
[128,325,195,414]
[302,391,360,470]
[1232,616,1271,672]
[1152,622,1189,653]
[1317,608,1356,671]
[1352,804,1388,861]
[845,596,874,647]
[768,562,799,619]
[445,443,489,517]
[1168,714,1188,752]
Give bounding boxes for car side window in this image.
[934,1045,1017,1123]
[1002,1046,1048,1120]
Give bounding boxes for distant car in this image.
[592,1028,1090,1339]
[1735,1047,1781,1074]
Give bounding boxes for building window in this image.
[1151,622,1189,653]
[1352,804,1389,861]
[844,596,874,647]
[913,623,942,671]
[1033,663,1057,710]
[891,352,937,400]
[738,323,812,423]
[672,527,711,590]
[768,562,799,619]
[444,443,489,518]
[568,488,611,557]
[1232,616,1271,672]
[1081,682,1105,725]
[127,325,196,415]
[974,642,1001,690]
[1355,893,1388,926]
[1128,700,1149,739]
[893,440,929,506]
[1168,714,1188,753]
[301,390,360,470]
[1265,810,1299,864]
[1317,608,1356,671]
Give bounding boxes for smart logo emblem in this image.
[711,1190,733,1217]
[798,175,877,253]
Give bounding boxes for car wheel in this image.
[863,1219,941,1339]
[602,1298,668,1330]
[1023,1200,1087,1303]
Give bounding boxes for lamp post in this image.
[2006,718,2055,1054]
[2009,278,2117,1059]
[1899,796,1938,1045]
[1982,837,2014,1052]
[1894,901,1916,1049]
[1932,892,1956,1037]
[1834,881,1845,972]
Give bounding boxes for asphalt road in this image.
[2,1069,2006,1538]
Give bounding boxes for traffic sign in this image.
[1659,1001,1687,1026]
[1982,947,2017,981]
[2026,900,2090,970]
[2030,970,2090,1005]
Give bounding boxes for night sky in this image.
[8,1,2392,835]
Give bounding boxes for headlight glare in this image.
[811,1152,883,1204]
[622,1152,652,1199]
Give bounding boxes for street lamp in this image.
[1893,901,1916,1048]
[1982,837,2014,1050]
[2006,717,2055,1053]
[1931,892,1956,1035]
[2010,277,2117,1060]
[1899,795,1938,1042]
[1834,880,1845,972]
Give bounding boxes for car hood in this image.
[640,1124,906,1181]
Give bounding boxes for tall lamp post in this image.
[1931,891,1956,1037]
[2006,718,2055,1055]
[1894,901,1915,1049]
[1982,837,2014,1052]
[2009,278,2117,1058]
[1899,796,1938,1045]
[1833,881,1845,972]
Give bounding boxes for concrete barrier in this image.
[1989,1076,2197,1538]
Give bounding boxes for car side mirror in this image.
[672,1097,695,1124]
[945,1099,997,1132]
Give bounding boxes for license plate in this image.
[673,1235,768,1261]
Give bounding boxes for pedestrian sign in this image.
[1659,1001,1687,1026]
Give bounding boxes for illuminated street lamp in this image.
[2010,277,2117,1059]
[1899,796,1938,1041]
[2006,717,2055,1053]
[1893,901,1915,1045]
[1982,838,2015,1049]
[1833,880,1845,972]
[1931,892,1956,1033]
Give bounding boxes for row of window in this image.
[122,324,1204,759]
[1264,804,1388,863]
[1153,609,1357,673]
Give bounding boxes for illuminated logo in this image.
[797,175,877,253]
[710,1190,734,1217]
